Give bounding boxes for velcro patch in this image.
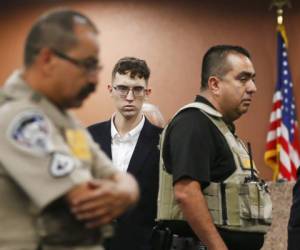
[50,153,75,177]
[8,110,53,155]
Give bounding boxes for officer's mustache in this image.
[77,83,96,100]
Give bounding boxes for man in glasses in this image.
[88,57,162,250]
[0,9,139,250]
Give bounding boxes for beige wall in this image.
[1,0,300,180]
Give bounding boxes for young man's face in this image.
[109,72,150,120]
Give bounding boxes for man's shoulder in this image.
[0,99,55,158]
[170,107,210,128]
[144,118,163,133]
[164,106,217,143]
[88,119,110,128]
[142,119,163,141]
[87,120,111,136]
[0,97,47,125]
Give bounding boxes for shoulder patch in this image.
[8,110,53,155]
[50,153,75,177]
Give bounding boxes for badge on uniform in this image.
[65,129,92,161]
[239,156,257,171]
[50,153,75,177]
[8,110,53,155]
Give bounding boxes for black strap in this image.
[220,182,228,225]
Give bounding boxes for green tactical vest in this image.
[157,102,272,233]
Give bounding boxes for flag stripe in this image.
[264,24,300,181]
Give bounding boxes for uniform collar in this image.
[3,69,34,99]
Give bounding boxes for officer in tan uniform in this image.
[155,45,272,250]
[0,9,139,250]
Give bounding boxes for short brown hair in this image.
[24,8,98,67]
[112,57,150,82]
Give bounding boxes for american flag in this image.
[264,24,300,181]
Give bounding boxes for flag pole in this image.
[270,0,290,181]
[265,0,298,181]
[270,0,291,25]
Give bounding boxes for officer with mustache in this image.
[0,8,139,250]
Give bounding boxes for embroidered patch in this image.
[9,110,53,155]
[50,153,75,177]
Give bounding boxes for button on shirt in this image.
[111,116,145,172]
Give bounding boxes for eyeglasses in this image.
[52,49,102,73]
[112,85,147,98]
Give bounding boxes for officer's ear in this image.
[207,76,221,96]
[36,48,56,76]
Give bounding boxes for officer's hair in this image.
[24,8,98,67]
[112,57,150,84]
[200,45,251,90]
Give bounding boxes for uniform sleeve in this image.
[0,107,93,210]
[165,109,215,186]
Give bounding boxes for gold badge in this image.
[241,158,251,169]
[240,157,257,171]
[65,129,92,161]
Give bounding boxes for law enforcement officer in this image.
[155,45,272,250]
[0,9,139,250]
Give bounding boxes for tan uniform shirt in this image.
[0,71,118,250]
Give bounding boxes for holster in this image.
[171,236,207,250]
[151,224,172,250]
[151,223,207,250]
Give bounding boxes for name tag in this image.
[65,129,92,161]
